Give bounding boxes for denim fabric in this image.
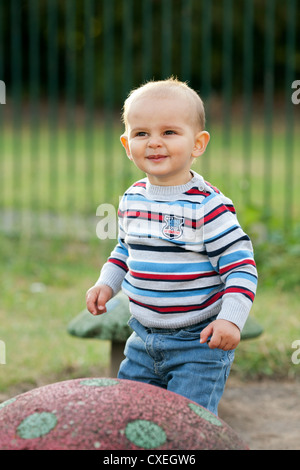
[118,316,235,416]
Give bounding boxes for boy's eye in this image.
[135,131,147,137]
[164,130,176,135]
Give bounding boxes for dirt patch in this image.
[219,378,300,450]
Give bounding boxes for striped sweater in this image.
[96,171,257,330]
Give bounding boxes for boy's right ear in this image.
[120,135,132,160]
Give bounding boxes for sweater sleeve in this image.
[95,208,129,296]
[203,193,258,331]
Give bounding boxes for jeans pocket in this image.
[177,316,217,339]
[127,316,148,341]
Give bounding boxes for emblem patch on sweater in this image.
[162,215,184,239]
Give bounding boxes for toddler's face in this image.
[121,94,209,186]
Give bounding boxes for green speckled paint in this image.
[188,403,223,426]
[125,419,166,449]
[0,398,16,410]
[17,412,57,439]
[80,378,119,387]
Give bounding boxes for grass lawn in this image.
[0,237,111,393]
[0,232,299,396]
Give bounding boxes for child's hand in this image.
[200,319,240,350]
[86,284,113,315]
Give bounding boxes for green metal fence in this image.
[0,0,299,239]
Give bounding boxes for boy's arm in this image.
[94,236,129,292]
[86,204,129,315]
[216,233,257,331]
[86,236,128,315]
[204,195,258,333]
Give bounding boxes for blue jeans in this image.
[118,316,235,416]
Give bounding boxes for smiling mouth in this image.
[146,155,168,161]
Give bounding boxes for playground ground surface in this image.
[219,377,300,450]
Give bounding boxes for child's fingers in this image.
[207,332,222,349]
[86,285,113,316]
[86,288,101,315]
[96,295,107,314]
[200,323,213,344]
[96,288,113,314]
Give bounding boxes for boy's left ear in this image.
[192,131,210,158]
[120,135,132,160]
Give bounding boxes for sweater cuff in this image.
[216,297,251,331]
[94,263,125,297]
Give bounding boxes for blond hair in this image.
[122,77,206,133]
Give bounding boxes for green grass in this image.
[233,289,300,379]
[0,236,112,393]
[0,232,299,397]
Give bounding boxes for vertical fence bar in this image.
[201,0,212,102]
[103,0,115,203]
[181,0,192,82]
[122,0,133,97]
[28,0,40,232]
[47,0,59,213]
[242,0,253,207]
[222,0,233,192]
[0,1,4,211]
[161,0,172,78]
[84,0,95,213]
[142,0,153,82]
[10,0,22,230]
[284,0,296,231]
[201,0,212,179]
[263,0,275,223]
[122,0,133,189]
[65,0,77,213]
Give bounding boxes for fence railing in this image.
[0,0,299,239]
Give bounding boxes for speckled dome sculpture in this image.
[0,378,248,450]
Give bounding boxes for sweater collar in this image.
[145,171,205,197]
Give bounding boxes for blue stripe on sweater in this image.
[226,271,258,284]
[219,250,254,267]
[128,260,214,273]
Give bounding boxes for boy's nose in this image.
[147,136,162,148]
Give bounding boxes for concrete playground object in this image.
[0,378,248,450]
[68,291,263,376]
